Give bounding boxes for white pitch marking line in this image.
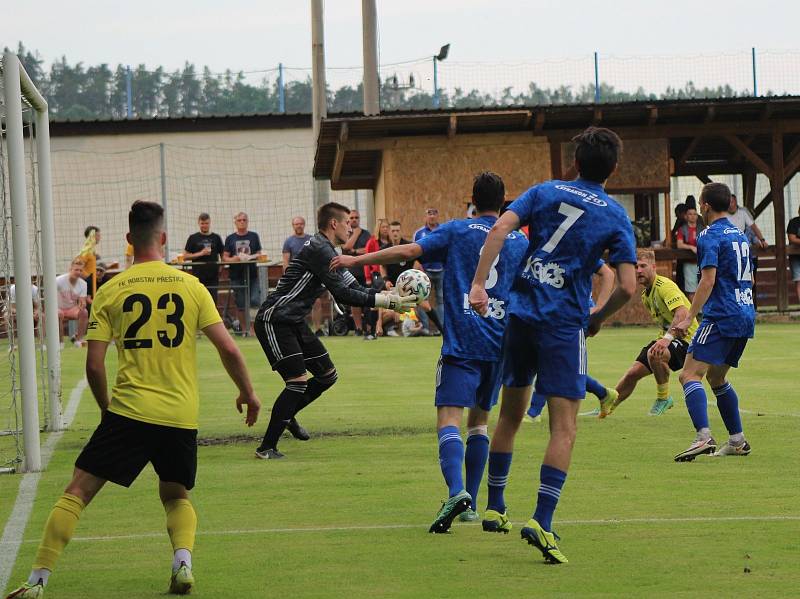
[3,514,798,546]
[0,378,88,591]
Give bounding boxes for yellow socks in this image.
[33,493,86,572]
[657,382,670,401]
[165,498,197,553]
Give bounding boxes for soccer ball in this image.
[395,269,431,302]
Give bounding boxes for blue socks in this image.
[533,464,567,532]
[713,382,743,435]
[486,452,513,513]
[464,429,489,511]
[682,381,710,431]
[437,426,464,498]
[585,375,607,400]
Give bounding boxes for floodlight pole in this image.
[311,0,330,209]
[362,0,380,116]
[433,56,440,109]
[278,62,286,113]
[2,52,42,472]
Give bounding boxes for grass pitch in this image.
[2,324,799,597]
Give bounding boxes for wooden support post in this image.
[331,122,348,185]
[549,140,562,179]
[663,191,672,247]
[771,128,788,311]
[723,134,773,179]
[742,168,757,212]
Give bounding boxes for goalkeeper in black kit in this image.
[253,202,417,459]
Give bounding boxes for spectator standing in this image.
[124,243,134,268]
[361,219,391,340]
[341,209,371,335]
[56,257,89,347]
[728,194,767,308]
[80,225,100,299]
[184,213,225,303]
[223,212,262,333]
[676,206,704,300]
[282,216,312,269]
[787,205,800,302]
[414,207,445,333]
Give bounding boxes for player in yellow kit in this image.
[600,249,699,417]
[6,201,261,599]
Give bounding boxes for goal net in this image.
[0,52,60,474]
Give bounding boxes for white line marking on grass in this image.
[4,514,798,545]
[0,378,88,591]
[739,408,800,418]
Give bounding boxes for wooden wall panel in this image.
[561,138,670,193]
[378,134,550,236]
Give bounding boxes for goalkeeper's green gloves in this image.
[374,292,417,314]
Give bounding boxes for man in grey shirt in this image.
[728,194,768,249]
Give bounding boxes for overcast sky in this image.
[4,0,798,73]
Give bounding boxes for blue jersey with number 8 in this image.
[696,217,755,338]
[416,215,528,361]
[507,179,636,330]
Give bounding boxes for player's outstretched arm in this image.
[85,340,111,413]
[469,211,520,315]
[587,262,636,336]
[330,243,423,271]
[672,267,715,338]
[202,322,261,426]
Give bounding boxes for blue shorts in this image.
[435,355,502,410]
[502,315,587,401]
[688,321,748,368]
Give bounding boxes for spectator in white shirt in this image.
[56,257,89,346]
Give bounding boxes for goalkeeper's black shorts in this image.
[254,318,334,380]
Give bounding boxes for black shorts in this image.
[636,338,689,372]
[255,318,335,380]
[75,411,198,490]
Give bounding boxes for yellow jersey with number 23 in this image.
[86,260,221,429]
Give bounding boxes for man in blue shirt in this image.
[671,182,755,461]
[414,208,445,334]
[332,173,527,533]
[470,127,637,564]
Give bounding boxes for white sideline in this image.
[2,514,798,546]
[0,378,87,591]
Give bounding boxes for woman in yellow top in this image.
[79,226,100,298]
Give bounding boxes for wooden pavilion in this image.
[313,97,800,312]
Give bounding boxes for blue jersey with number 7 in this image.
[415,215,528,361]
[696,217,755,338]
[507,179,636,330]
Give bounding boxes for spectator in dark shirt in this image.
[787,205,800,302]
[184,213,224,302]
[223,212,263,332]
[282,216,312,270]
[341,209,371,335]
[676,206,704,300]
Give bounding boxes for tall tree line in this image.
[6,43,750,120]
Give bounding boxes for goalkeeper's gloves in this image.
[374,292,417,314]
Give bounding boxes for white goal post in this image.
[2,51,60,473]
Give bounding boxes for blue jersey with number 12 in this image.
[416,215,528,361]
[508,179,636,330]
[696,217,755,338]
